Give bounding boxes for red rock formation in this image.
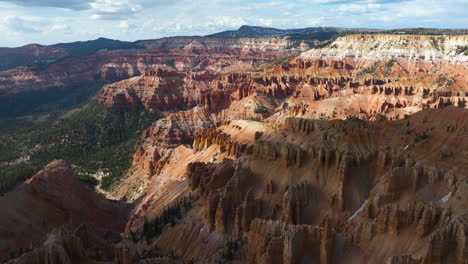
[5,34,464,264]
[253,141,306,168]
[0,44,68,71]
[101,55,467,122]
[2,32,467,264]
[118,106,467,263]
[186,161,258,235]
[0,160,129,263]
[247,219,334,264]
[0,38,304,98]
[193,128,252,158]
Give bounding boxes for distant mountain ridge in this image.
[1,26,348,72]
[51,37,140,58]
[1,25,467,72]
[206,25,468,38]
[205,25,349,39]
[0,38,140,71]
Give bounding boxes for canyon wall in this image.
[3,33,467,264]
[114,104,467,263]
[101,34,468,121]
[0,37,306,98]
[99,33,468,264]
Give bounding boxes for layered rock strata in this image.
[118,106,467,264]
[101,34,468,122]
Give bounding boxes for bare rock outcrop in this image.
[94,34,468,264]
[247,219,335,264]
[5,227,85,264]
[253,141,306,168]
[186,162,259,235]
[0,160,129,262]
[194,128,251,158]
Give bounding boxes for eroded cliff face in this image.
[0,37,305,98]
[101,34,468,122]
[112,103,467,264]
[276,34,467,120]
[0,160,130,263]
[301,34,468,61]
[137,37,314,51]
[5,34,467,264]
[100,34,468,264]
[100,68,233,112]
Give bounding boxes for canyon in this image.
[0,29,467,264]
[0,35,318,118]
[0,37,314,96]
[100,34,468,121]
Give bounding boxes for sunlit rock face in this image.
[118,105,467,263]
[0,37,307,97]
[99,33,467,264]
[3,33,468,264]
[101,34,467,122]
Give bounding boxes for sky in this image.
[0,0,466,47]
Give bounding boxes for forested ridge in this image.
[0,101,159,194]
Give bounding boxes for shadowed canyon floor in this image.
[0,31,467,264]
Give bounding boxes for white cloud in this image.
[306,0,346,3]
[119,20,130,32]
[338,4,367,14]
[338,3,382,15]
[0,0,466,47]
[396,0,444,18]
[40,23,72,35]
[2,15,40,33]
[259,18,273,26]
[305,0,410,3]
[50,23,69,31]
[209,16,246,28]
[0,0,92,10]
[89,0,142,20]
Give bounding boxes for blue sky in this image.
[0,0,466,47]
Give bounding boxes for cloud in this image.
[119,20,137,33]
[209,16,247,28]
[338,3,383,15]
[306,0,410,3]
[0,0,177,14]
[2,15,40,32]
[50,23,69,31]
[0,0,92,10]
[396,0,445,18]
[259,18,273,26]
[0,0,467,47]
[47,23,72,34]
[90,0,142,20]
[88,0,179,20]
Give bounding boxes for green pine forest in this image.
[0,101,159,195]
